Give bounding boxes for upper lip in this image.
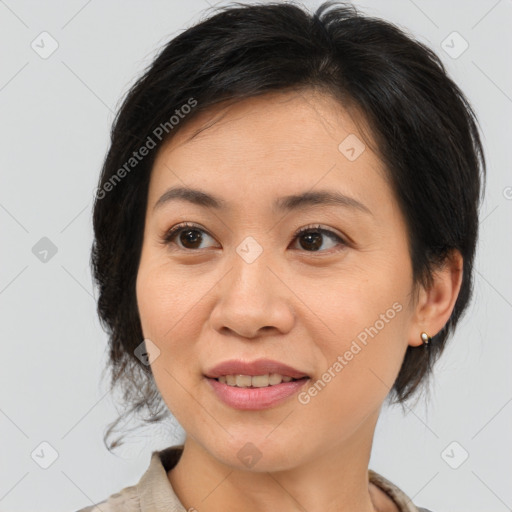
[204,359,309,379]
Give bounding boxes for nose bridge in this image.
[209,242,295,337]
[225,243,275,310]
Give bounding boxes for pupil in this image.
[301,232,321,251]
[181,229,202,248]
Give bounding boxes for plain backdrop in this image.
[0,1,511,511]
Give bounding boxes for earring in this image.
[420,332,432,346]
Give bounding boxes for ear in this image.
[407,249,464,347]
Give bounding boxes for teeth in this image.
[216,373,300,388]
[236,375,252,387]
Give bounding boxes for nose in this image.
[209,251,295,339]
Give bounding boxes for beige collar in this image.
[135,445,424,512]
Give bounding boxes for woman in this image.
[80,1,485,511]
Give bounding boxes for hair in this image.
[90,0,486,452]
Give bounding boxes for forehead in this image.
[159,89,368,158]
[148,89,389,209]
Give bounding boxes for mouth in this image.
[204,358,310,381]
[212,373,308,388]
[204,359,311,410]
[205,375,310,410]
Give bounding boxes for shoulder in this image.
[73,445,185,512]
[73,483,140,512]
[368,469,435,512]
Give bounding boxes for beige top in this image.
[75,445,433,512]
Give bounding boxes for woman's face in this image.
[136,90,423,471]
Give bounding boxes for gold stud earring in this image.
[420,332,431,346]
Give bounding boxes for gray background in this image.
[0,1,510,511]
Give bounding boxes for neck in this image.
[167,409,390,512]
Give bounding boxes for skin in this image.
[135,89,463,512]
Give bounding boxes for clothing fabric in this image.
[75,445,433,512]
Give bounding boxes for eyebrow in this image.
[153,186,372,215]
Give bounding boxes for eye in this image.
[160,222,347,253]
[160,222,217,250]
[290,224,347,253]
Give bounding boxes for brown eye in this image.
[162,223,216,250]
[161,222,347,253]
[177,228,203,249]
[292,225,346,252]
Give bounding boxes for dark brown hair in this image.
[90,1,486,451]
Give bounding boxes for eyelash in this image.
[160,222,347,254]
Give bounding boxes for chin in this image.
[204,435,307,473]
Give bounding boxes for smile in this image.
[216,373,302,387]
[206,375,310,410]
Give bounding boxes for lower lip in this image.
[206,377,310,410]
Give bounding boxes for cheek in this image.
[293,257,409,343]
[297,310,409,443]
[135,261,206,384]
[136,260,199,339]
[135,264,199,421]
[295,264,411,404]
